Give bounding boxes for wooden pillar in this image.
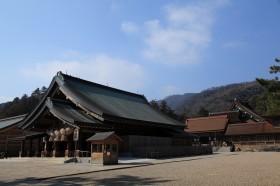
[29,139,33,157]
[5,140,9,159]
[36,138,41,157]
[76,129,81,150]
[73,128,80,159]
[20,140,25,157]
[53,141,56,157]
[41,140,48,157]
[65,139,71,158]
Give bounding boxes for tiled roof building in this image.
[5,71,205,159]
[186,99,280,151]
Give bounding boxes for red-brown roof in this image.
[225,122,280,136]
[185,115,229,133]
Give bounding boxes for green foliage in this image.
[149,99,159,110]
[197,107,209,117]
[149,100,178,120]
[269,58,280,75]
[255,92,280,115]
[255,58,280,115]
[0,87,46,119]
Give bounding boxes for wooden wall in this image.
[0,124,28,156]
[119,135,193,157]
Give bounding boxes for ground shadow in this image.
[1,175,174,186]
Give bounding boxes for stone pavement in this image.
[0,152,236,184]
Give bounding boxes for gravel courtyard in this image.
[50,152,280,186]
[1,152,280,186]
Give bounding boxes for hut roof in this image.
[86,131,122,142]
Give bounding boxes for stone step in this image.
[217,147,231,152]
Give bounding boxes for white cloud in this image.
[110,1,120,11]
[21,54,147,94]
[121,21,139,34]
[142,0,230,65]
[22,61,81,81]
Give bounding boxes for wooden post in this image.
[53,141,56,157]
[36,138,41,157]
[20,140,25,157]
[73,128,79,163]
[5,140,9,159]
[65,139,70,158]
[29,138,33,157]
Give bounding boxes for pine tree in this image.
[256,58,280,115]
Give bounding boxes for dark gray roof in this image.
[20,96,103,130]
[46,98,102,125]
[20,71,185,130]
[0,114,26,131]
[86,131,121,141]
[56,72,184,127]
[7,132,46,141]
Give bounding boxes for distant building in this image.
[185,115,229,145]
[186,99,280,151]
[0,114,29,157]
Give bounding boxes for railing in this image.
[132,146,212,158]
[65,150,91,158]
[234,140,280,146]
[78,150,91,158]
[0,152,5,159]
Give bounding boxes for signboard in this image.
[73,128,79,141]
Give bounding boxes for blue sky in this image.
[1,0,280,103]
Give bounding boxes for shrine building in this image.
[6,71,211,159]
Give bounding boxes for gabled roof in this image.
[186,115,229,133]
[21,71,184,130]
[229,99,264,122]
[0,114,27,131]
[46,98,102,126]
[86,131,123,142]
[21,97,103,130]
[225,122,280,136]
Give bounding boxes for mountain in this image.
[0,103,5,110]
[163,93,195,110]
[0,81,264,120]
[162,81,264,118]
[0,87,47,119]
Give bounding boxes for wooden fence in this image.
[132,146,212,158]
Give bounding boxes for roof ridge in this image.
[228,121,270,126]
[0,114,27,121]
[47,97,72,104]
[229,98,264,121]
[187,115,228,121]
[57,71,146,100]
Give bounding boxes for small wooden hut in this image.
[86,131,123,165]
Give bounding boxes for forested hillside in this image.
[0,87,47,119]
[163,81,264,118]
[0,82,264,121]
